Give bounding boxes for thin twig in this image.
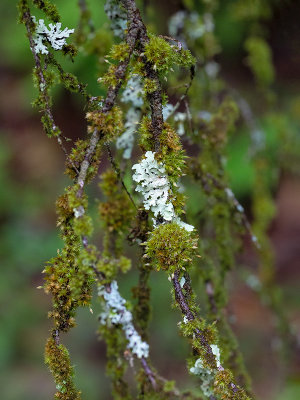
[167,65,195,121]
[105,143,138,210]
[23,10,79,175]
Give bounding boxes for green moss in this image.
[145,223,198,273]
[143,78,158,94]
[32,0,60,22]
[214,369,250,400]
[73,214,93,237]
[110,42,130,62]
[44,186,95,333]
[86,106,123,140]
[41,114,61,137]
[100,64,127,89]
[65,139,102,183]
[31,67,61,137]
[45,337,81,399]
[44,235,80,332]
[99,171,134,234]
[98,169,134,257]
[17,0,30,24]
[70,245,96,304]
[65,185,87,211]
[144,34,195,74]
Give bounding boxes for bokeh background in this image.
[0,1,300,399]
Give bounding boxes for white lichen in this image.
[180,276,186,288]
[246,274,261,291]
[190,344,221,397]
[117,75,144,159]
[116,108,140,159]
[162,103,175,120]
[174,216,194,232]
[73,206,85,219]
[168,11,186,37]
[132,151,175,221]
[132,151,194,231]
[104,0,127,38]
[32,16,74,55]
[174,112,187,136]
[121,75,144,108]
[98,280,149,358]
[204,61,220,79]
[198,110,212,122]
[169,10,215,49]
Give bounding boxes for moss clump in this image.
[100,64,120,88]
[109,42,130,62]
[143,78,158,94]
[86,106,123,140]
[44,188,94,332]
[99,170,134,235]
[73,214,93,237]
[41,114,61,137]
[145,222,198,273]
[65,139,102,183]
[33,0,60,22]
[71,245,96,302]
[157,123,186,183]
[65,185,87,212]
[45,337,81,399]
[59,72,81,92]
[144,34,195,74]
[44,233,80,332]
[214,369,250,400]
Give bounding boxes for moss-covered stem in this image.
[21,5,72,160]
[173,271,216,364]
[172,272,247,398]
[75,4,140,199]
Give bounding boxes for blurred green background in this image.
[0,1,300,399]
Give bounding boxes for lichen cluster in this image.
[19,0,295,399]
